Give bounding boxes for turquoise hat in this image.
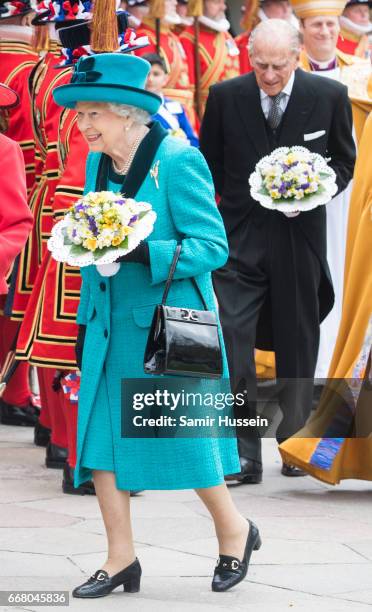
[53,53,161,114]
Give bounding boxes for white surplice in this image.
[314,66,354,379]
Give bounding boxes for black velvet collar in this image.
[95,121,168,198]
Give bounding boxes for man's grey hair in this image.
[248,19,301,57]
[107,102,150,125]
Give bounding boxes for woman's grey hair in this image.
[248,19,301,57]
[107,102,150,125]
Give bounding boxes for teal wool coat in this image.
[75,123,240,490]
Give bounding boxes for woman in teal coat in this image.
[53,52,261,597]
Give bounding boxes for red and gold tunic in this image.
[135,18,195,125]
[235,30,253,74]
[10,58,72,321]
[337,31,371,58]
[28,40,61,188]
[16,109,88,368]
[0,35,38,194]
[180,24,240,117]
[0,134,33,295]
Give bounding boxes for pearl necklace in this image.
[111,129,146,176]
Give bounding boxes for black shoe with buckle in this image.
[212,520,262,592]
[72,559,141,598]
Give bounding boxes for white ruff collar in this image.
[258,8,299,29]
[199,15,230,32]
[0,24,33,43]
[127,13,142,28]
[164,13,182,25]
[339,15,372,36]
[258,8,268,21]
[179,16,194,26]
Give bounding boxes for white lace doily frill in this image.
[47,206,157,268]
[249,146,338,213]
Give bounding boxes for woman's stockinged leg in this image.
[93,470,136,575]
[195,483,249,559]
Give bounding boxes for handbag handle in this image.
[161,244,208,310]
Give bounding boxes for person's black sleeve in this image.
[75,324,86,370]
[199,86,225,196]
[327,86,356,194]
[116,242,149,265]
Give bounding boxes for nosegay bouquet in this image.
[48,191,156,270]
[249,146,337,213]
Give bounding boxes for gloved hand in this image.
[52,370,63,392]
[116,242,150,265]
[75,324,86,371]
[283,211,300,218]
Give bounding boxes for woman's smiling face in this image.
[76,101,128,154]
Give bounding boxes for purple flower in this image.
[129,214,139,225]
[72,228,77,238]
[116,198,125,206]
[87,216,99,237]
[75,203,86,212]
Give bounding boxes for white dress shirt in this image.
[259,71,295,119]
[259,72,299,218]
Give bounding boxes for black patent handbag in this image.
[144,245,223,378]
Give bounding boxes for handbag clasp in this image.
[180,308,199,322]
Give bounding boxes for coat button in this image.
[104,329,108,338]
[100,282,106,291]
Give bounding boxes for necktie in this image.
[267,92,285,130]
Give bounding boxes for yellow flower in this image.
[121,225,134,237]
[111,236,122,247]
[84,237,98,251]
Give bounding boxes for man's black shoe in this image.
[256,377,278,401]
[45,442,67,469]
[62,463,96,495]
[312,384,325,411]
[0,400,39,426]
[225,458,263,485]
[34,422,51,447]
[281,462,307,477]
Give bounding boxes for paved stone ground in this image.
[0,423,372,612]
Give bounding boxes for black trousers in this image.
[214,206,322,463]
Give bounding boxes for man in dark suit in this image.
[200,19,356,483]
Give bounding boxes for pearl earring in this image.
[125,125,130,131]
